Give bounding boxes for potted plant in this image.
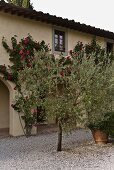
[88,111,114,144]
[81,57,114,144]
[70,49,114,144]
[88,114,111,144]
[69,40,114,145]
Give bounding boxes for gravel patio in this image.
[0,129,114,170]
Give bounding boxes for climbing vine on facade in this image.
[0,34,50,135]
[0,34,50,82]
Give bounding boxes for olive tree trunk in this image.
[57,120,62,151]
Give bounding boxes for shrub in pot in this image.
[77,55,114,144]
[70,43,114,144]
[88,111,114,143]
[88,115,111,144]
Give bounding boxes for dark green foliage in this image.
[108,112,114,137]
[6,0,33,9]
[88,112,114,134]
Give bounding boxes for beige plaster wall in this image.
[0,74,25,136]
[0,80,9,128]
[0,12,107,65]
[0,12,52,66]
[68,29,105,52]
[0,12,52,135]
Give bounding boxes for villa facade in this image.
[0,1,114,136]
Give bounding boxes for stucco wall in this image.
[0,74,25,136]
[0,11,107,65]
[0,80,9,129]
[68,29,105,51]
[0,12,52,66]
[0,11,109,136]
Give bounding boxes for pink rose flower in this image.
[19,49,23,55]
[60,71,64,77]
[27,63,32,68]
[66,56,71,60]
[26,50,30,55]
[2,65,6,71]
[8,74,12,80]
[24,37,29,45]
[34,109,37,113]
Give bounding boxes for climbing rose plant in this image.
[70,38,114,66]
[0,35,50,136]
[14,51,52,136]
[0,34,50,82]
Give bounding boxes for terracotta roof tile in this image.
[0,1,114,40]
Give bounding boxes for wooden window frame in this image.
[54,30,65,52]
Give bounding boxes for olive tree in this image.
[45,55,87,151]
[70,45,114,134]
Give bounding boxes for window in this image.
[106,42,113,53]
[54,30,65,52]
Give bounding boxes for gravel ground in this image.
[0,129,114,170]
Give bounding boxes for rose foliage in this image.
[0,35,50,135]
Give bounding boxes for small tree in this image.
[45,55,87,151]
[70,43,114,134]
[79,57,114,131]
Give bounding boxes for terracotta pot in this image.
[92,129,109,144]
